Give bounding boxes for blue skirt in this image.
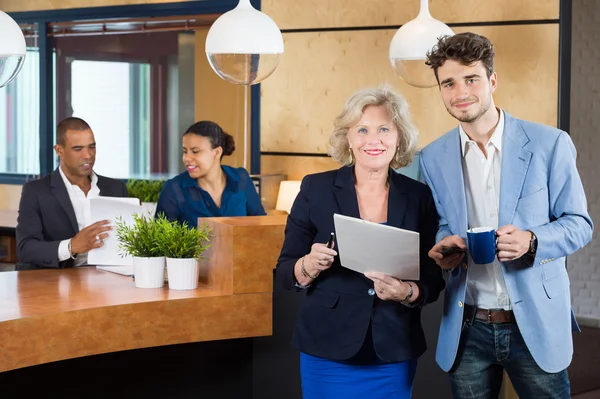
[300,352,417,399]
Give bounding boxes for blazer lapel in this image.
[50,169,79,233]
[437,129,469,234]
[333,166,360,218]
[96,175,111,196]
[387,171,408,228]
[499,113,532,227]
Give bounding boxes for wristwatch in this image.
[527,231,538,255]
[68,239,78,260]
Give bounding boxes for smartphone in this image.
[440,246,466,257]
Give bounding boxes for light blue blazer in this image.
[419,112,593,373]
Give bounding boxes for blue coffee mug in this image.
[467,227,497,264]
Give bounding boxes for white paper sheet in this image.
[96,265,134,276]
[87,197,142,266]
[333,213,420,280]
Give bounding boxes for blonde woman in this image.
[276,86,445,398]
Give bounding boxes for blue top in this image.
[155,165,266,227]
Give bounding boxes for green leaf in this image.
[126,179,166,203]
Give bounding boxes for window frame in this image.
[3,0,262,184]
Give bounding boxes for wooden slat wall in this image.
[0,0,190,12]
[261,24,559,154]
[263,0,559,30]
[260,0,560,180]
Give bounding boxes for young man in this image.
[419,32,593,398]
[16,117,128,269]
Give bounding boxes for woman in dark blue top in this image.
[155,121,265,227]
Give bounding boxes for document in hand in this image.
[333,213,420,280]
[88,197,142,266]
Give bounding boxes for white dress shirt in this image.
[460,109,511,310]
[57,167,100,266]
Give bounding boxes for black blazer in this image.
[276,166,445,362]
[16,169,128,269]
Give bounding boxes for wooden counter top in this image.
[0,216,287,373]
[0,268,272,373]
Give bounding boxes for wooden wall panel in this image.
[263,0,559,30]
[0,0,190,12]
[261,155,339,180]
[195,29,249,170]
[261,24,559,156]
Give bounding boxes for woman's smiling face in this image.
[347,105,399,171]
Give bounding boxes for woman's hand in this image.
[364,271,418,302]
[306,242,337,275]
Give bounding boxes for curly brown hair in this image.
[425,32,495,85]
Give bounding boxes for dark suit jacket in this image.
[16,169,128,269]
[276,166,445,362]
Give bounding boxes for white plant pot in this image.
[133,256,165,288]
[166,258,199,290]
[141,202,157,217]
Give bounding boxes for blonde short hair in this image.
[328,85,418,169]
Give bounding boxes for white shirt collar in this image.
[459,108,505,157]
[58,165,98,192]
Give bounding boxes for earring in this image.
[348,147,354,164]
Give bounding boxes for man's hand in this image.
[70,220,112,254]
[496,224,531,262]
[429,235,467,270]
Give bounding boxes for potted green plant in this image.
[155,215,212,290]
[126,179,166,216]
[116,213,165,289]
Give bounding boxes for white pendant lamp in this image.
[0,10,26,88]
[389,0,454,88]
[205,0,284,86]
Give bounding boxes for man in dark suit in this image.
[16,117,128,270]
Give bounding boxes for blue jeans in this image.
[449,318,570,399]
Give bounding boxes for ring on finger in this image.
[96,234,101,241]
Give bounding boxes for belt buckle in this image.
[487,309,492,323]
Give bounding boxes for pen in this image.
[327,232,335,249]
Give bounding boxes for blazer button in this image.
[368,288,375,296]
[458,301,463,308]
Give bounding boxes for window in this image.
[70,60,151,179]
[53,30,197,180]
[0,6,258,183]
[0,26,40,175]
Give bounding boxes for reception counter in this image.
[0,215,287,398]
[0,268,272,373]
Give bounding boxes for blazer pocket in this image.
[542,274,569,299]
[308,289,340,309]
[517,186,547,208]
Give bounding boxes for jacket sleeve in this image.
[16,183,72,268]
[420,153,452,243]
[529,131,594,265]
[275,176,315,291]
[414,186,446,305]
